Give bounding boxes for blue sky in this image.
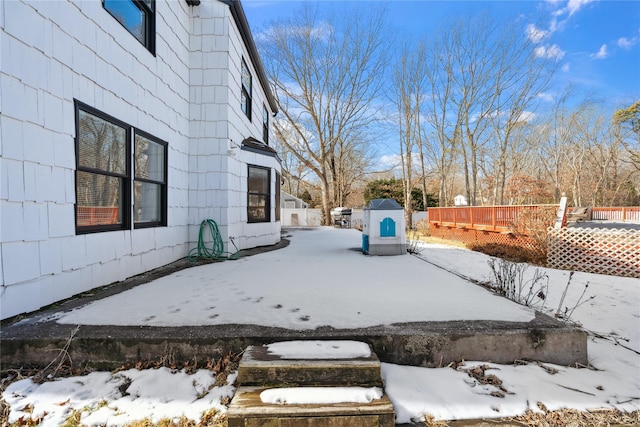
[243,0,640,110]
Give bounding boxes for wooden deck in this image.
[428,205,557,233]
[426,205,558,247]
[591,206,640,222]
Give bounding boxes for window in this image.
[76,104,130,231]
[241,58,252,119]
[275,171,281,221]
[103,0,155,54]
[75,101,167,233]
[263,104,269,144]
[248,165,270,223]
[134,131,167,227]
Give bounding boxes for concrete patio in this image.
[1,227,587,370]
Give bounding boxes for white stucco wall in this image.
[0,0,280,319]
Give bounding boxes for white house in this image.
[454,194,468,206]
[0,0,281,319]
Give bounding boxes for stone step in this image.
[237,341,383,387]
[226,386,395,427]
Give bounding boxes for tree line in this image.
[257,4,640,225]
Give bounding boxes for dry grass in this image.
[119,412,226,427]
[425,409,640,426]
[509,407,640,426]
[410,232,469,249]
[2,410,228,427]
[0,352,239,427]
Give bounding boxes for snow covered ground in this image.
[3,227,639,425]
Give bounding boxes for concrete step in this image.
[237,341,383,387]
[226,386,395,427]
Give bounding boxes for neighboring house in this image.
[0,0,281,319]
[454,194,468,206]
[282,192,309,209]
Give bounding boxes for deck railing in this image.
[428,205,558,233]
[591,207,640,222]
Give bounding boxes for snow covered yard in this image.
[2,227,639,425]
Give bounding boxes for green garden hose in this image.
[188,219,240,261]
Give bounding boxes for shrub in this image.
[414,218,431,237]
[467,242,546,265]
[508,205,557,259]
[486,258,549,308]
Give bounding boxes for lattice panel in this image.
[547,227,640,278]
[430,225,537,249]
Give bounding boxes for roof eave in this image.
[219,0,279,115]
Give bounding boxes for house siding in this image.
[0,0,280,320]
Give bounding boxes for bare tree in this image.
[612,101,640,203]
[613,100,640,173]
[333,132,373,206]
[535,88,577,203]
[271,122,313,197]
[487,36,555,204]
[571,103,637,206]
[422,13,555,206]
[423,28,462,207]
[532,96,638,207]
[391,42,428,223]
[260,4,391,224]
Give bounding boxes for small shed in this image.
[282,192,309,209]
[362,199,406,256]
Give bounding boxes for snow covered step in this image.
[237,341,383,387]
[226,386,395,427]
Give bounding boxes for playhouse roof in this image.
[366,199,403,210]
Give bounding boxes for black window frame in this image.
[247,165,270,223]
[263,104,269,144]
[241,58,252,120]
[74,100,168,234]
[75,101,131,233]
[275,171,281,221]
[103,0,156,55]
[133,129,168,229]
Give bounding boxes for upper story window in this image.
[103,0,155,55]
[75,101,167,233]
[263,104,269,144]
[241,58,252,120]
